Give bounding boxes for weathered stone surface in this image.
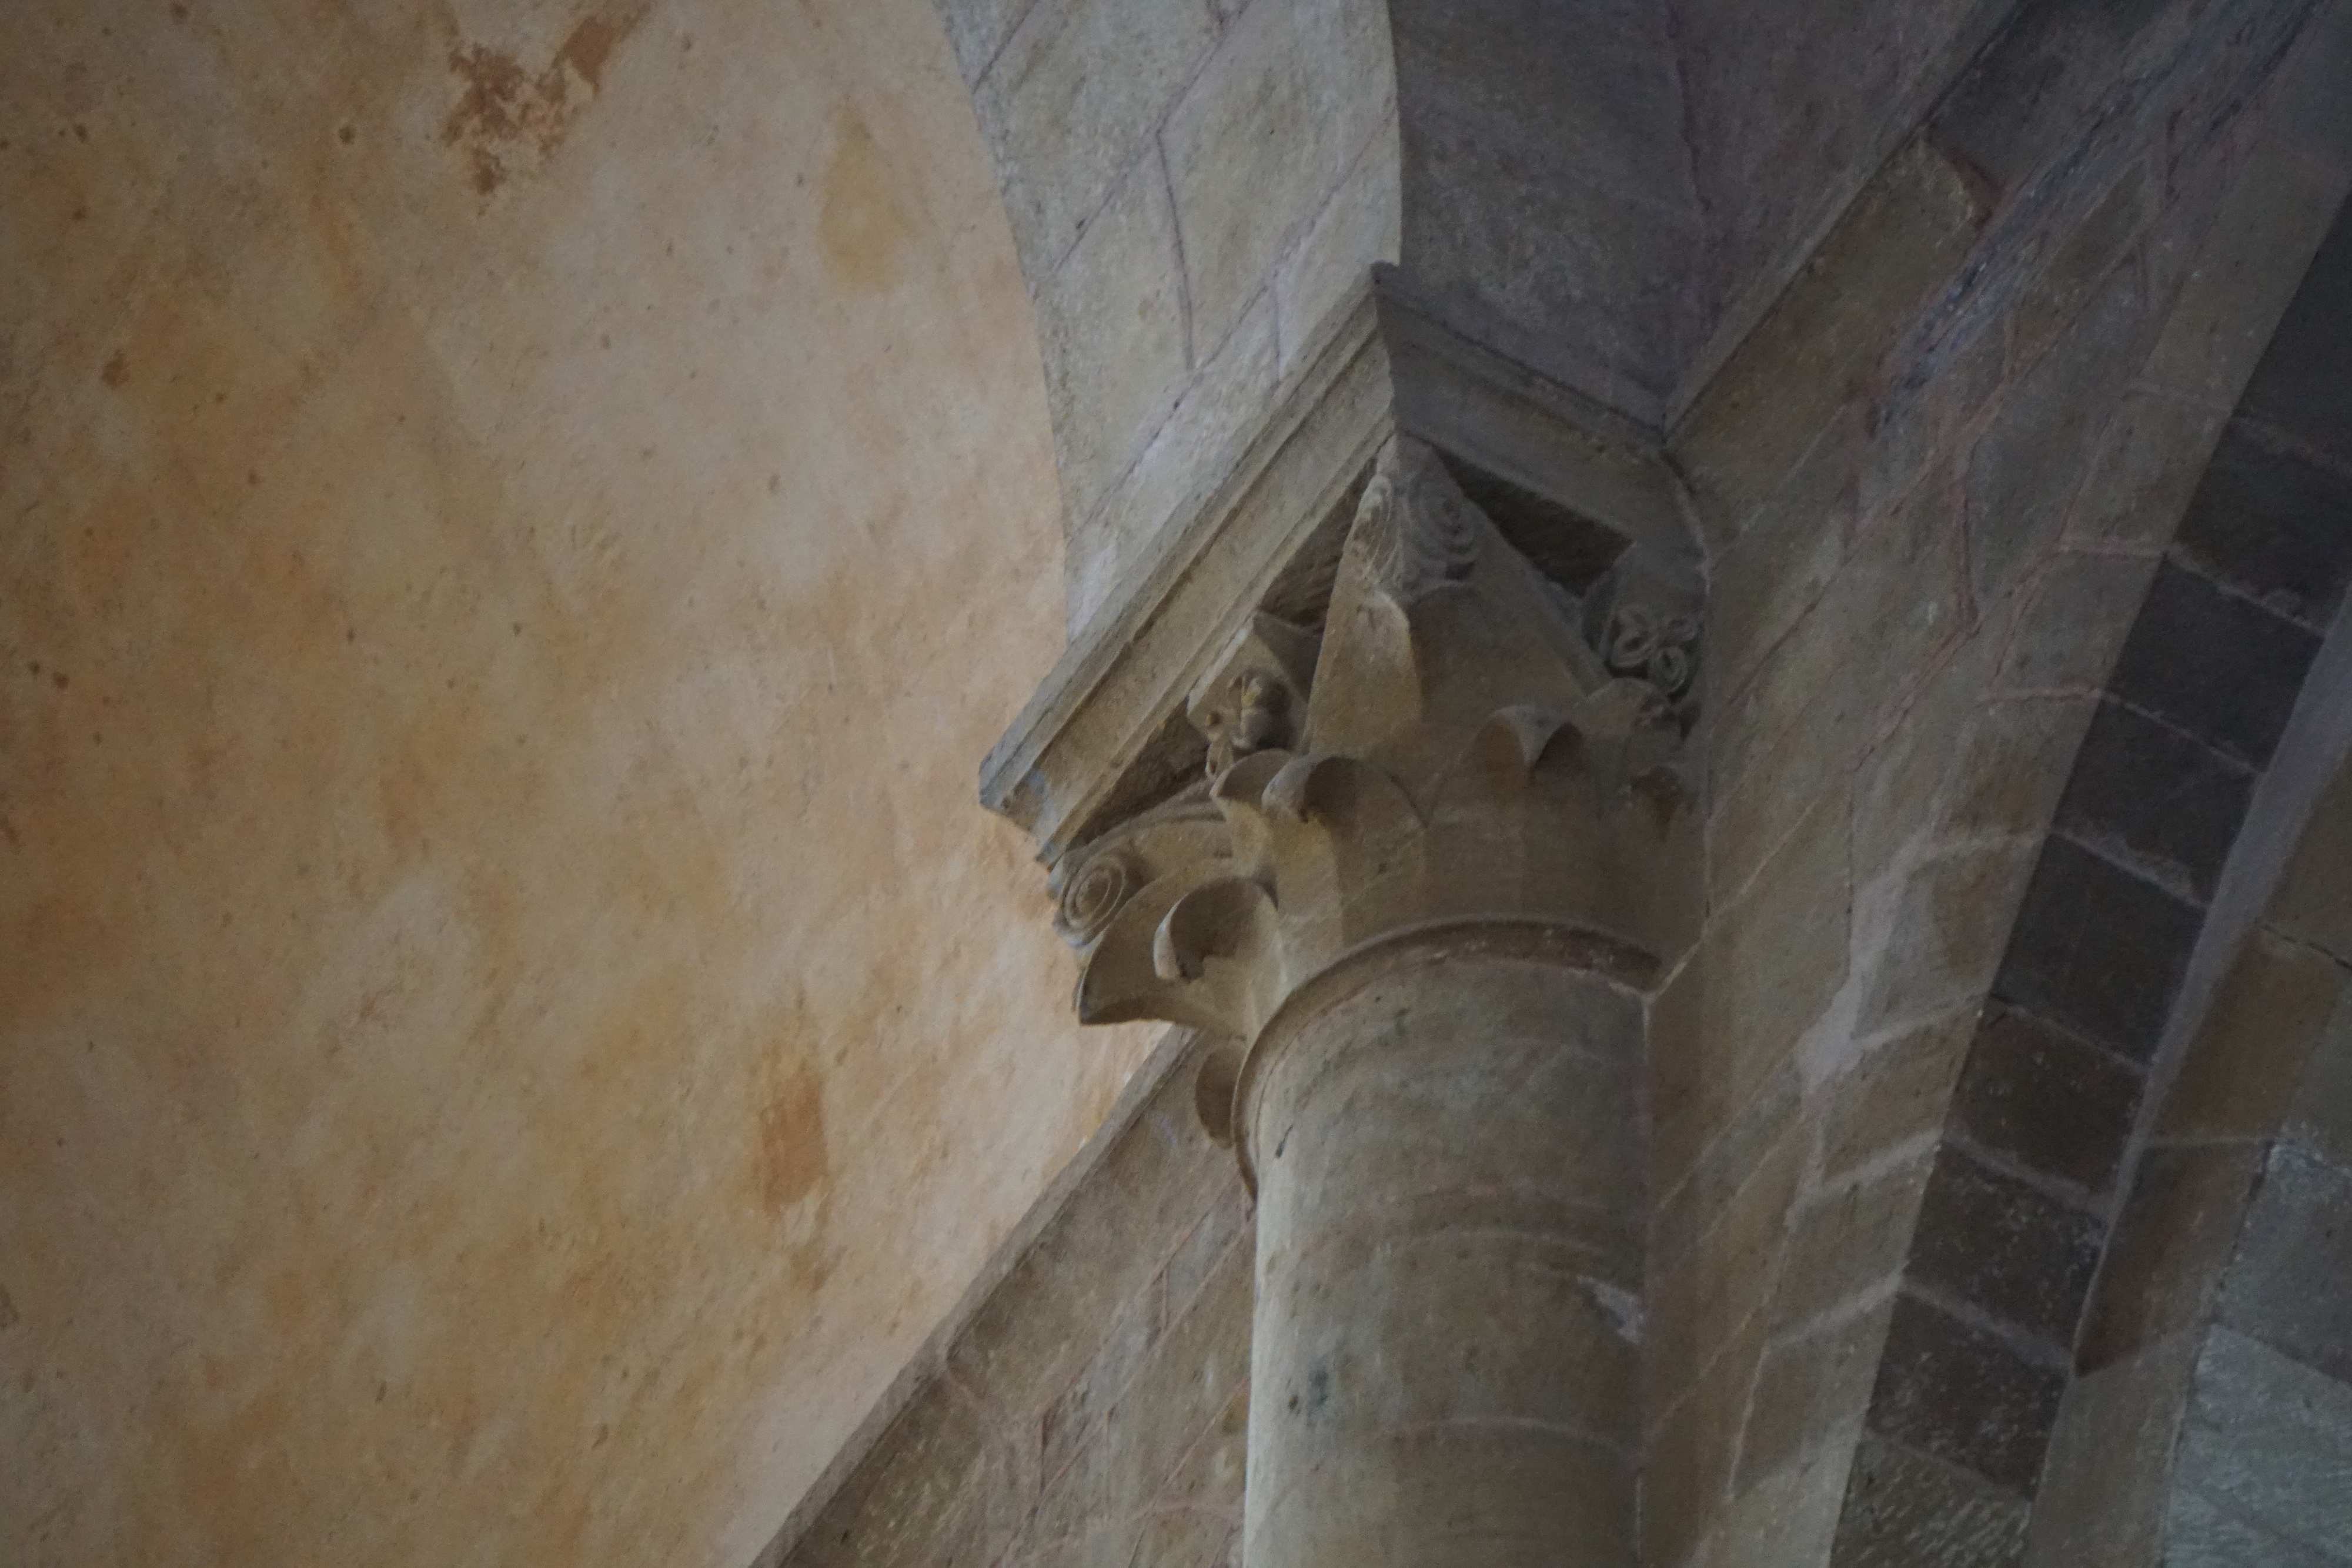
[1846,633,2004,881]
[1673,138,1988,543]
[1272,112,1402,378]
[1857,309,2007,528]
[1652,1119,1808,1401]
[1673,0,2006,400]
[1830,1433,2029,1567]
[1995,837,2201,1062]
[1162,0,1391,357]
[1658,1061,1803,1263]
[1247,955,1649,1568]
[974,0,1218,276]
[2159,929,2345,1142]
[2270,761,2352,961]
[2080,1143,2265,1374]
[2054,699,2252,902]
[1773,1158,1935,1333]
[2007,157,2161,375]
[1927,0,2186,204]
[2059,390,2236,554]
[2174,420,2352,633]
[1853,837,2042,1039]
[1707,421,1859,701]
[934,0,1034,83]
[2023,1332,2200,1568]
[1907,1147,2103,1345]
[2138,138,2352,409]
[1743,1300,1899,1493]
[1033,166,1192,533]
[1039,1282,1164,1483]
[1646,1305,1770,1568]
[1870,1290,2067,1495]
[1996,556,2161,695]
[792,1381,1005,1568]
[1696,1439,1855,1568]
[2105,559,2316,767]
[1391,0,1700,417]
[948,1054,1234,1417]
[1709,471,1966,898]
[1066,293,1279,633]
[1401,97,1696,419]
[1078,1235,1252,1535]
[2161,1483,2343,1567]
[2170,1328,2352,1563]
[1934,698,2093,858]
[2216,1144,2352,1385]
[1819,1013,1973,1182]
[1964,261,2155,609]
[2237,203,2352,465]
[1950,1005,2142,1201]
[2291,989,2352,1170]
[764,1027,1252,1568]
[1658,786,1852,1186]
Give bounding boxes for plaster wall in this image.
[0,2,1155,1564]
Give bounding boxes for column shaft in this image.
[1242,943,1645,1568]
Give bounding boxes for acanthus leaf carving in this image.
[1053,436,1700,1048]
[1352,440,1481,603]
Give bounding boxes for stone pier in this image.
[1044,436,1697,1567]
[1244,944,1644,1568]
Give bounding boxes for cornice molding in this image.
[1054,434,1697,997]
[980,273,1699,870]
[1046,439,1701,1157]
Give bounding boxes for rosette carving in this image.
[1353,442,1481,602]
[1053,850,1137,946]
[1603,601,1700,699]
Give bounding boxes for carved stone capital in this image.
[1049,437,1699,1079]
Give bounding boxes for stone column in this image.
[1048,438,1696,1568]
[1245,941,1645,1568]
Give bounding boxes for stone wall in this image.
[936,0,1399,634]
[2024,225,2352,1567]
[2028,767,2352,1562]
[1668,0,2011,405]
[757,1031,1251,1568]
[1645,0,2352,1560]
[794,5,2352,1567]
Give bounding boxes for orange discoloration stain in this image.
[756,1052,828,1215]
[818,105,916,293]
[441,2,650,195]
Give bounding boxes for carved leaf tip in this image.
[1354,437,1482,604]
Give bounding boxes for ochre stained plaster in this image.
[0,1,1156,1563]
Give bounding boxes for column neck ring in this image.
[1231,915,1656,1192]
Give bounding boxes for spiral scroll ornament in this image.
[1054,850,1137,947]
[1356,452,1481,601]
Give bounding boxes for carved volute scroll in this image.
[1047,435,1700,1096]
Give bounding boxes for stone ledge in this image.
[980,272,1691,865]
